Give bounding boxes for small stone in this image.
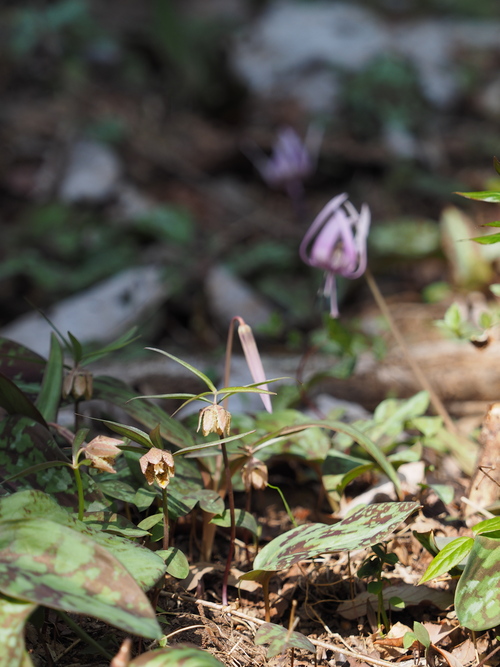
[59,140,121,204]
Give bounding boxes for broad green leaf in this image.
[413,621,431,649]
[419,536,474,583]
[403,632,417,649]
[455,535,500,630]
[428,484,454,505]
[0,518,161,639]
[252,501,420,572]
[472,517,500,535]
[93,376,194,449]
[254,622,315,658]
[455,190,500,202]
[0,490,165,591]
[35,333,63,422]
[129,647,225,666]
[211,509,259,536]
[82,512,149,538]
[138,513,164,531]
[0,596,37,667]
[156,547,189,579]
[0,372,47,427]
[0,338,44,391]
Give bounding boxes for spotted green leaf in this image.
[0,518,161,639]
[0,490,165,591]
[419,536,474,584]
[211,509,259,536]
[129,647,225,666]
[455,535,500,631]
[254,622,315,658]
[252,502,420,572]
[0,595,37,667]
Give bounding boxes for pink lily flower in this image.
[300,193,371,318]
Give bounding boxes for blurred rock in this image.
[231,1,500,111]
[0,267,168,358]
[205,265,274,330]
[59,140,121,204]
[478,76,500,118]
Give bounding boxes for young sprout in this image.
[300,193,371,317]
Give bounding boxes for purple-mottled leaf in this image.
[0,518,161,638]
[0,596,37,667]
[0,372,47,426]
[252,502,420,572]
[254,622,315,658]
[455,535,500,631]
[0,338,45,391]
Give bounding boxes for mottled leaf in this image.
[0,338,44,395]
[156,547,189,579]
[129,646,225,666]
[455,535,500,630]
[0,372,47,427]
[419,537,474,583]
[0,518,161,638]
[82,511,149,538]
[252,502,420,572]
[254,622,315,658]
[92,376,194,449]
[0,595,37,667]
[0,491,165,591]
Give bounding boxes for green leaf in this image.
[211,509,259,536]
[413,621,431,649]
[367,580,383,595]
[455,535,500,631]
[145,347,217,393]
[471,232,500,245]
[419,536,474,583]
[80,327,140,366]
[156,547,189,579]
[34,333,63,421]
[389,596,405,609]
[0,595,37,667]
[102,420,152,449]
[455,190,500,202]
[252,501,420,572]
[472,517,500,535]
[403,631,417,649]
[129,646,226,666]
[428,484,454,505]
[0,338,45,390]
[93,376,194,449]
[254,622,315,658]
[0,518,161,639]
[138,513,164,531]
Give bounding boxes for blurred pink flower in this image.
[300,193,371,317]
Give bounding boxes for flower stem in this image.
[364,267,456,434]
[220,439,236,606]
[73,465,85,521]
[162,487,169,550]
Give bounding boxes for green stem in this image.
[364,267,456,434]
[267,483,298,528]
[57,610,113,660]
[162,486,169,550]
[73,465,85,521]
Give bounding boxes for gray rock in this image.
[59,140,121,204]
[1,267,168,358]
[205,265,274,330]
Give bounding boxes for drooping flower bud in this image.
[81,435,123,473]
[238,321,272,413]
[197,404,231,437]
[62,367,93,401]
[242,457,268,492]
[139,448,175,488]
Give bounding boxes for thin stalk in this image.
[57,610,113,660]
[220,439,236,606]
[162,487,169,550]
[364,267,456,434]
[267,483,298,528]
[73,465,85,521]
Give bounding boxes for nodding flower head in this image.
[300,193,371,318]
